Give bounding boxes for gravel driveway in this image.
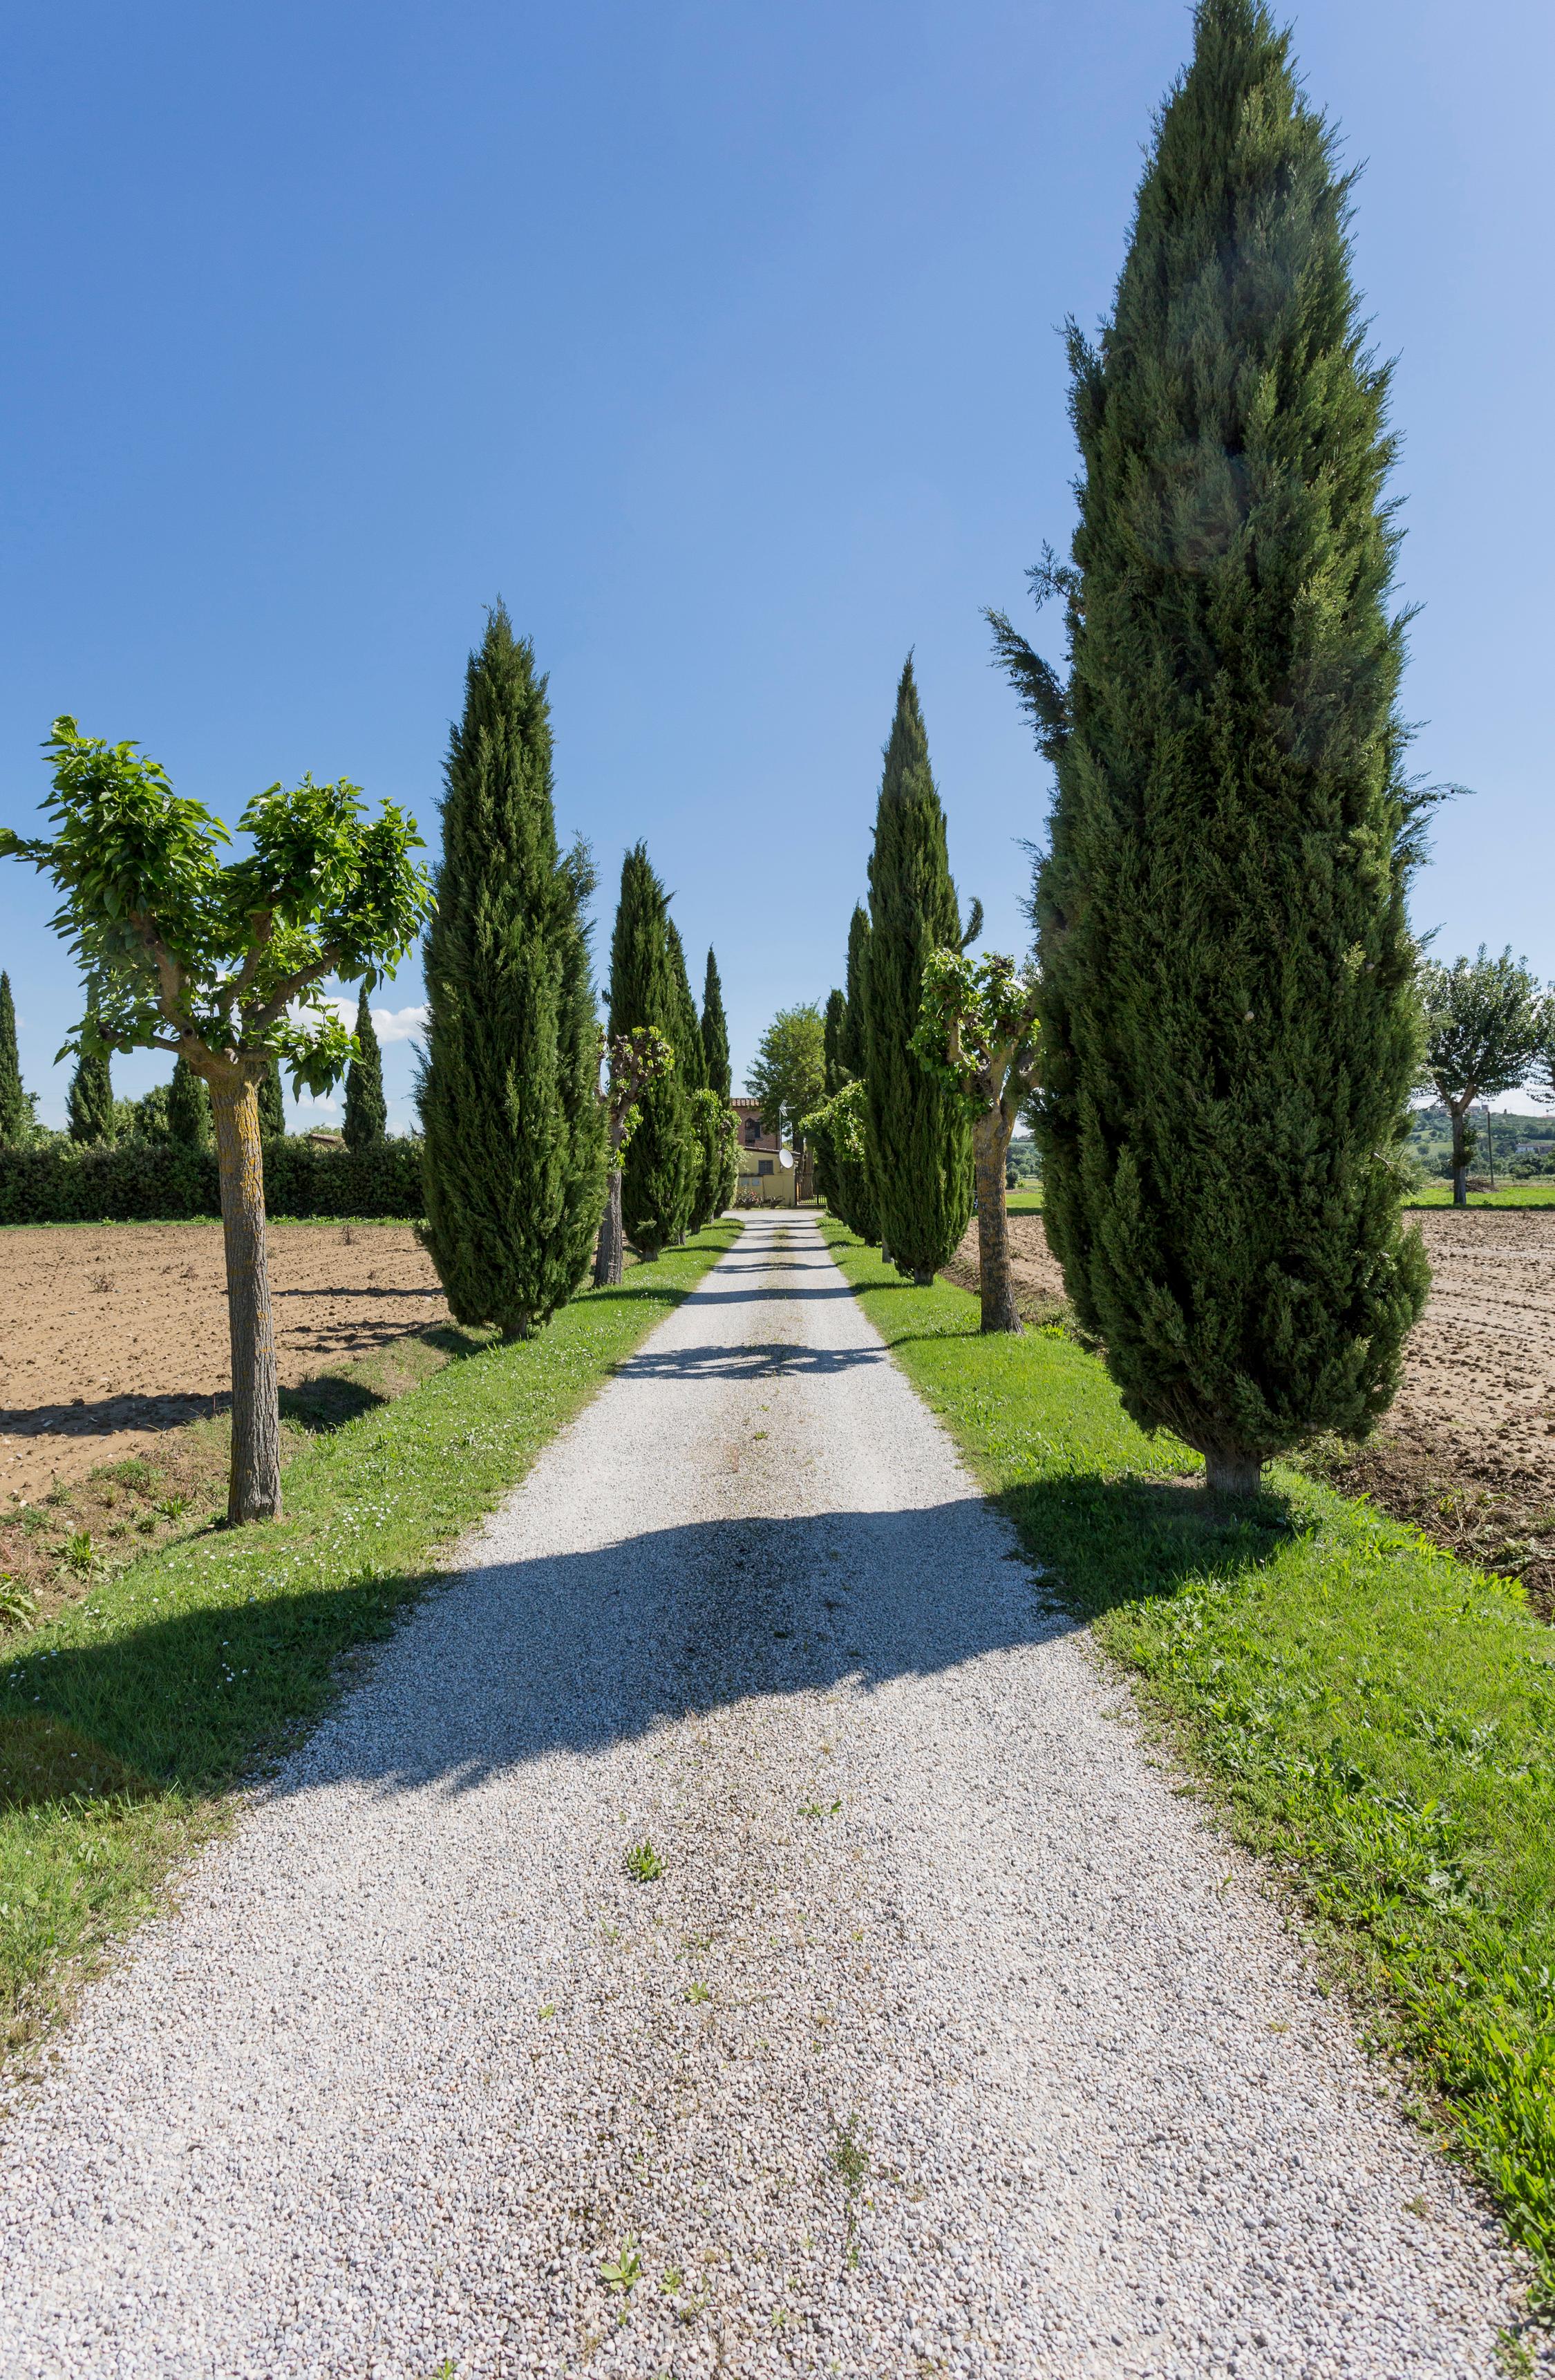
[0,1212,1532,2377]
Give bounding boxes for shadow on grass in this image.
[993,1471,1315,1624]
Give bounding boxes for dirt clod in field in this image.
[0,1223,448,1508]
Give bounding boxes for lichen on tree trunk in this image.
[973,1107,1021,1335]
[208,1066,282,1523]
[594,1168,625,1288]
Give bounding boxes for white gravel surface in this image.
[0,1211,1534,2377]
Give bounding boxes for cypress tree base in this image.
[912,1266,932,1288]
[1205,1451,1263,1499]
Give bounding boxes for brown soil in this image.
[0,1222,449,1508]
[948,1204,1555,1615]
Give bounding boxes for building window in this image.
[746,1121,762,1145]
[757,1159,774,1177]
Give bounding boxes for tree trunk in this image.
[1451,1097,1470,1208]
[209,1068,281,1524]
[594,1168,625,1287]
[912,1267,933,1288]
[1205,1448,1263,1497]
[973,1107,1021,1334]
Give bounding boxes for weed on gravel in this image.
[822,1219,1555,2305]
[0,1224,739,2060]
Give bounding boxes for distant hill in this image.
[1409,1103,1555,1182]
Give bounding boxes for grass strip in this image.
[822,1219,1555,2303]
[0,1221,739,2055]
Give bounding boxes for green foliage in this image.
[665,919,708,1092]
[167,1052,211,1150]
[0,1224,737,2061]
[343,985,387,1151]
[862,659,972,1278]
[1003,0,1429,1477]
[824,1217,1555,2305]
[258,1053,286,1139]
[609,844,693,1257]
[0,718,432,1100]
[840,905,869,1082]
[0,973,30,1143]
[822,988,847,1094]
[800,1080,876,1241]
[912,949,1039,1118]
[417,608,605,1336]
[0,1135,426,1224]
[688,1087,738,1229]
[67,1037,114,1147]
[700,947,731,1100]
[747,1002,826,1147]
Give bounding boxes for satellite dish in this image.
[778,1147,795,1170]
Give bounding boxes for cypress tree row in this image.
[343,985,388,1150]
[0,972,29,1142]
[701,947,732,1100]
[418,605,605,1335]
[840,905,869,1081]
[1000,0,1429,1494]
[258,1056,286,1140]
[862,659,972,1285]
[608,843,694,1258]
[167,1052,211,1150]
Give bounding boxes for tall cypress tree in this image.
[999,0,1428,1494]
[167,1052,211,1150]
[258,1055,286,1139]
[701,947,732,1100]
[609,844,693,1257]
[862,659,972,1284]
[823,988,847,1094]
[343,985,388,1150]
[67,1001,114,1145]
[418,606,605,1334]
[0,973,29,1142]
[840,904,869,1081]
[665,919,708,1090]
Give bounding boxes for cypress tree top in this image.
[823,988,847,1094]
[167,1051,211,1150]
[840,904,869,1082]
[0,971,28,1143]
[67,1004,115,1146]
[608,843,694,1255]
[665,919,708,1091]
[343,984,388,1150]
[701,947,732,1100]
[863,659,972,1282]
[1007,0,1428,1486]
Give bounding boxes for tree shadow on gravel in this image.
[4,1502,1071,1808]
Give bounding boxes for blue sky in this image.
[3,0,1551,1128]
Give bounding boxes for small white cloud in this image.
[293,1098,341,1121]
[319,997,427,1045]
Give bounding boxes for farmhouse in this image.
[730,1096,798,1207]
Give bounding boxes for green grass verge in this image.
[0,1222,739,2053]
[1405,1186,1555,1209]
[1006,1188,1044,1213]
[822,1219,1555,2302]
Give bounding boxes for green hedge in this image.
[0,1137,425,1226]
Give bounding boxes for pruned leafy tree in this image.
[1,717,432,1522]
[993,0,1431,1494]
[701,947,732,1100]
[1420,948,1544,1206]
[594,1024,674,1286]
[343,984,387,1150]
[914,950,1039,1332]
[0,971,33,1143]
[689,1087,738,1230]
[799,1080,876,1242]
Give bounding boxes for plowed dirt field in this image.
[0,1223,448,1507]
